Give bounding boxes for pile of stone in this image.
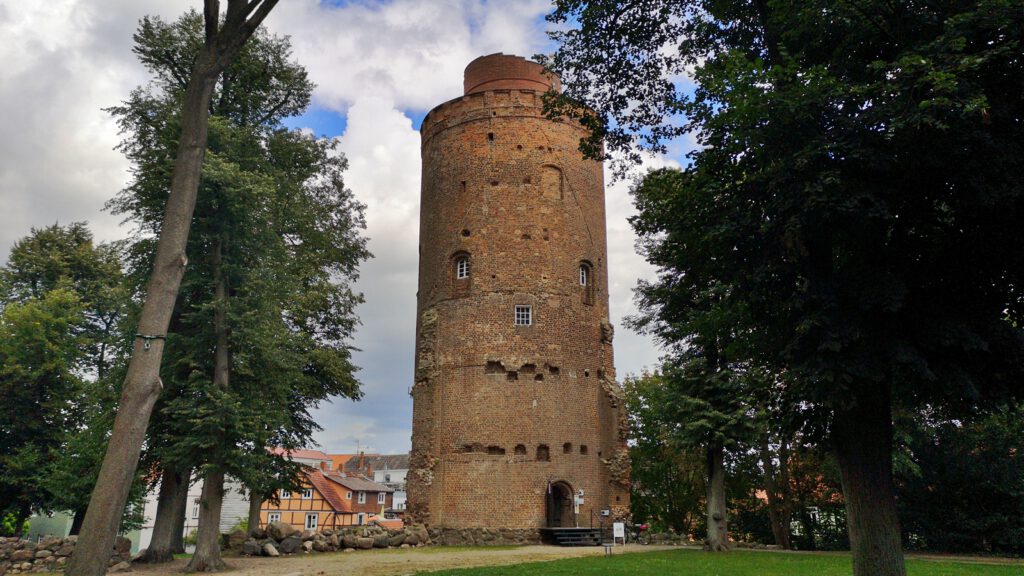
[427,528,541,546]
[234,521,430,557]
[0,535,132,574]
[642,531,695,546]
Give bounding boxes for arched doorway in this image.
[546,481,575,528]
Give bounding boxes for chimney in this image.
[359,451,364,470]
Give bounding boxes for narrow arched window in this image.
[580,261,594,305]
[451,252,471,297]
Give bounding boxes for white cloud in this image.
[605,152,682,380]
[267,0,551,113]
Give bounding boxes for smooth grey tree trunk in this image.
[760,434,791,549]
[171,481,189,554]
[833,388,905,576]
[247,491,263,535]
[137,467,189,563]
[705,442,730,551]
[185,236,230,572]
[64,3,277,574]
[185,472,227,572]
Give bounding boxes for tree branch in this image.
[204,0,219,43]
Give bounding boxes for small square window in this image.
[302,488,313,499]
[514,305,532,326]
[268,512,281,524]
[280,490,291,499]
[305,513,318,530]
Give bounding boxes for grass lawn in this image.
[422,549,1023,576]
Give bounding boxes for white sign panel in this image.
[612,522,625,545]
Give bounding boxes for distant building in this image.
[260,468,394,531]
[337,452,410,512]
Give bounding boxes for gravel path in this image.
[127,544,684,576]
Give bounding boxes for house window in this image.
[268,512,281,524]
[346,491,353,500]
[456,256,470,279]
[302,488,313,500]
[280,489,291,499]
[384,473,391,482]
[357,513,366,525]
[378,492,386,504]
[514,305,532,326]
[358,491,366,504]
[191,498,200,519]
[305,513,318,530]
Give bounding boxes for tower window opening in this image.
[514,305,532,326]
[536,444,550,462]
[514,444,527,455]
[580,445,589,455]
[580,261,595,305]
[563,442,572,454]
[488,132,494,141]
[456,256,470,279]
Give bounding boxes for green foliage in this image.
[0,223,144,529]
[422,549,1023,576]
[107,11,369,492]
[898,404,1024,554]
[0,287,83,523]
[0,512,30,537]
[623,371,704,534]
[549,0,1024,418]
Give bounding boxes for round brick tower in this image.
[407,54,630,541]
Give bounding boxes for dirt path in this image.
[128,545,684,576]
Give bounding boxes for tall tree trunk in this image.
[171,479,189,554]
[798,508,817,550]
[185,235,230,573]
[760,433,791,549]
[833,388,905,576]
[777,441,793,547]
[705,442,730,551]
[64,3,278,574]
[68,509,85,536]
[185,473,226,572]
[247,490,263,536]
[137,466,189,563]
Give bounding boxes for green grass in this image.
[421,549,1023,576]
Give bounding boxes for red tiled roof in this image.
[306,469,351,513]
[271,447,331,461]
[325,472,394,493]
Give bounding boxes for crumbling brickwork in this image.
[407,53,630,534]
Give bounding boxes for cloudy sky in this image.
[0,0,685,455]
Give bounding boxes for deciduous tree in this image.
[66,2,279,574]
[547,3,1024,574]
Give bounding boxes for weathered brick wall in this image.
[408,54,630,532]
